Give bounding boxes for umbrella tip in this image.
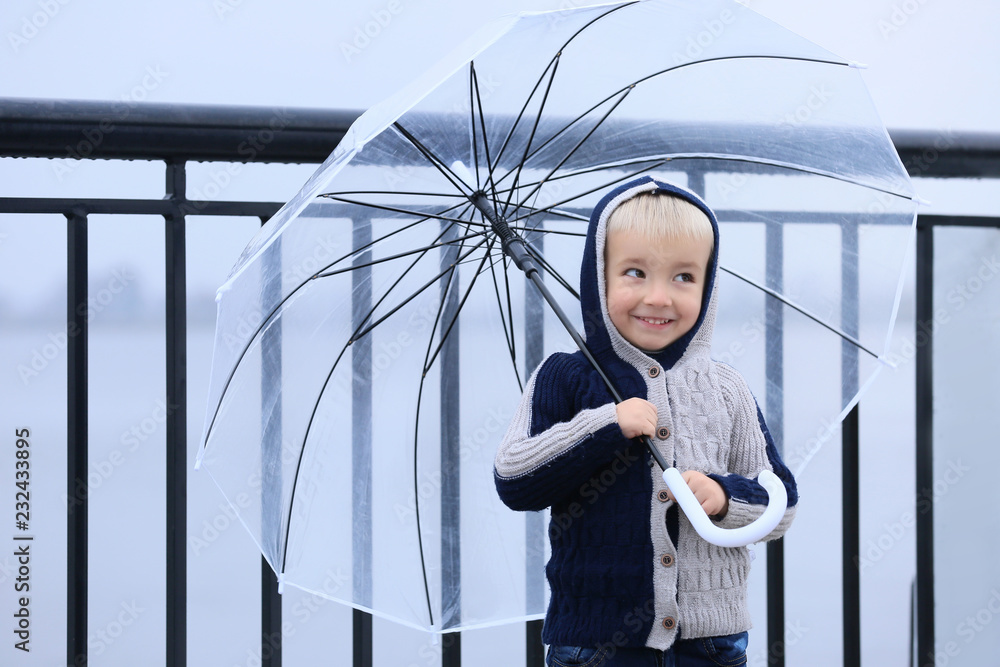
[878,355,900,370]
[848,60,869,70]
[450,160,475,189]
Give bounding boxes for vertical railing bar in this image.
[525,228,546,667]
[261,562,282,667]
[352,609,373,667]
[765,217,786,667]
[841,220,861,666]
[66,208,89,666]
[914,218,934,667]
[260,215,283,667]
[165,160,188,667]
[353,216,374,667]
[842,406,860,663]
[441,221,462,667]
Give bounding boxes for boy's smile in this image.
[604,228,712,353]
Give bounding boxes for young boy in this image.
[494,176,798,666]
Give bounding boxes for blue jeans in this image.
[546,632,748,667]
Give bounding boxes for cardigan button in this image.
[656,427,670,439]
[662,616,676,630]
[657,490,670,502]
[660,554,674,567]
[648,366,660,378]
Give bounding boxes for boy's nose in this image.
[644,282,672,306]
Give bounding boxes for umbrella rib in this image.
[522,241,580,300]
[278,339,350,580]
[472,238,580,314]
[719,265,880,358]
[279,225,483,605]
[319,189,469,199]
[488,1,636,179]
[537,157,676,184]
[471,62,506,225]
[515,210,589,224]
[319,194,475,227]
[344,206,478,342]
[507,159,672,224]
[312,201,472,274]
[201,210,475,448]
[501,242,520,385]
[487,57,558,191]
[393,121,474,195]
[456,156,664,227]
[469,62,483,193]
[497,54,853,196]
[316,231,486,279]
[635,153,918,202]
[409,373,436,628]
[500,54,562,218]
[422,236,495,375]
[512,225,586,237]
[487,236,523,390]
[405,231,470,628]
[354,236,490,341]
[512,87,634,215]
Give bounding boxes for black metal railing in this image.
[2,97,354,667]
[2,97,998,667]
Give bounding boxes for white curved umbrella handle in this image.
[662,468,787,548]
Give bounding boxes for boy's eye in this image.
[624,268,645,279]
[674,273,694,283]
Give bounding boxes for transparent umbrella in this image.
[195,0,918,633]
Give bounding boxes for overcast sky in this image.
[3,0,999,134]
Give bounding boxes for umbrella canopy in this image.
[195,0,917,633]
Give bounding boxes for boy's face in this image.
[604,226,712,353]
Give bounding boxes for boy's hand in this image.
[666,470,729,518]
[616,398,657,439]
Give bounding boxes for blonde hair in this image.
[606,191,714,247]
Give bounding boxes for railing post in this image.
[525,228,546,667]
[165,160,188,667]
[261,217,283,667]
[765,217,786,667]
[353,216,374,667]
[842,405,860,664]
[914,218,935,667]
[441,221,461,667]
[841,220,861,666]
[67,207,89,667]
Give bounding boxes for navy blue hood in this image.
[579,175,721,396]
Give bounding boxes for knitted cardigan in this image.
[494,176,798,650]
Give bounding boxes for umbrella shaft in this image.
[470,192,539,277]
